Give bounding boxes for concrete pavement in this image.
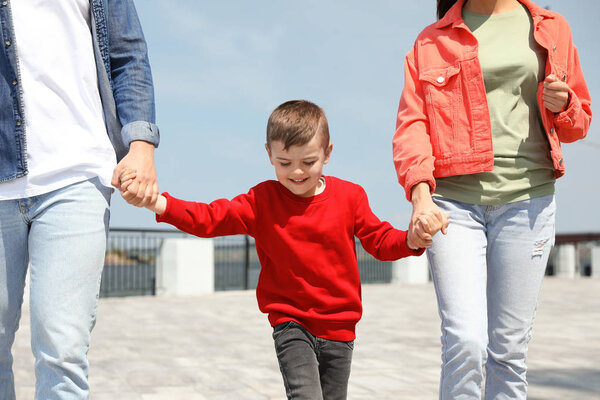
[13,278,600,399]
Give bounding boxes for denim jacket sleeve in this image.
[91,0,159,160]
[108,0,159,147]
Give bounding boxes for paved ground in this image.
[12,278,600,399]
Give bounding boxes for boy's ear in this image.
[323,143,333,164]
[265,144,274,164]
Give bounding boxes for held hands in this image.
[118,169,167,215]
[406,182,449,251]
[111,141,158,207]
[407,209,449,250]
[543,74,570,113]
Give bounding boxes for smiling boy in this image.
[121,100,446,399]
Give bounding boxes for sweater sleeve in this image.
[353,186,423,261]
[156,189,257,238]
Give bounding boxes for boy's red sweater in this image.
[156,176,422,341]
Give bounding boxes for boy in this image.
[121,100,446,399]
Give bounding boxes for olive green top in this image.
[435,4,555,205]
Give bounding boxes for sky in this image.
[110,0,600,233]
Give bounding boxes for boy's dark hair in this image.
[266,100,330,151]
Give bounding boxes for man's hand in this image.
[112,141,157,207]
[543,74,570,113]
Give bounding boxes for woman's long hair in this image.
[437,0,460,19]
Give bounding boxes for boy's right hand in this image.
[119,169,137,193]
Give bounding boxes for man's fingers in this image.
[111,164,123,188]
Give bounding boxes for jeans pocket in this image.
[272,320,295,341]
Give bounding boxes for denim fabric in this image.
[0,0,159,182]
[0,178,111,400]
[273,321,354,400]
[426,195,555,400]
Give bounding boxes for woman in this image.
[392,0,591,398]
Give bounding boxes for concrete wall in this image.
[592,246,600,278]
[553,244,577,278]
[392,253,430,284]
[156,238,215,296]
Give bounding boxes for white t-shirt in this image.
[0,0,116,199]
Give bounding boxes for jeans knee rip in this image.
[532,238,549,257]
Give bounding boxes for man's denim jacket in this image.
[0,0,160,183]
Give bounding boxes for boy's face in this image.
[266,135,333,197]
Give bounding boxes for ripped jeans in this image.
[427,195,555,400]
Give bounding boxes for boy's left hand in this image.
[119,170,137,193]
[543,74,570,113]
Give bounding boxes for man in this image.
[0,0,159,398]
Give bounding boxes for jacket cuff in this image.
[554,87,580,128]
[405,177,436,203]
[122,121,160,148]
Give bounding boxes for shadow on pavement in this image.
[528,368,600,393]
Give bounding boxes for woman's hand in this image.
[543,74,570,113]
[407,182,448,250]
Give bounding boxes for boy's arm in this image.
[154,191,257,238]
[148,194,167,215]
[354,186,424,261]
[118,170,256,237]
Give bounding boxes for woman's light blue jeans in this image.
[0,177,111,400]
[427,195,555,400]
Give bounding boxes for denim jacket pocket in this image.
[419,65,462,158]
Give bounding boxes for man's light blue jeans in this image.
[0,177,111,400]
[427,195,555,400]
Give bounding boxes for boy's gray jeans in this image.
[273,321,354,400]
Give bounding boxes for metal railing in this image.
[102,228,187,297]
[102,229,600,297]
[213,236,393,291]
[102,229,393,296]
